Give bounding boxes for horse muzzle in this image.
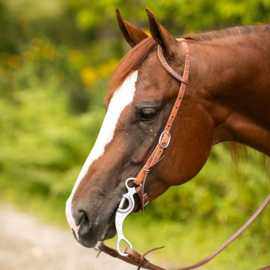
[71,206,118,248]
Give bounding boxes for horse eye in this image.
[140,108,158,121]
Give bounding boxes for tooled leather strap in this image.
[134,39,190,211]
[98,194,270,270]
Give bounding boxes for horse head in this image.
[65,9,214,248]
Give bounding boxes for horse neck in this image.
[190,33,270,156]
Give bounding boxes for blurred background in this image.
[0,0,269,269]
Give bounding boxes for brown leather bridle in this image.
[97,39,270,270]
[134,38,190,212]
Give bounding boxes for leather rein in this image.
[96,39,270,270]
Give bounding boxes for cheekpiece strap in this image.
[133,39,190,212]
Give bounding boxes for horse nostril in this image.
[74,209,89,227]
[79,210,89,226]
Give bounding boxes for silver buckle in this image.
[159,131,171,148]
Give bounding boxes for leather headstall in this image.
[133,38,190,211]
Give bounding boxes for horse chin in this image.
[77,224,117,248]
[99,212,117,241]
[100,224,117,241]
[99,200,141,242]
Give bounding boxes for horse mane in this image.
[183,24,270,41]
[105,37,157,107]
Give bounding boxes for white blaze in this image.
[65,71,138,237]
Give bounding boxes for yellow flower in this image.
[80,66,97,85]
[144,29,151,36]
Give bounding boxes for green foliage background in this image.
[0,0,269,269]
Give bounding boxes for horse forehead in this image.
[135,68,178,100]
[140,52,163,77]
[138,55,174,88]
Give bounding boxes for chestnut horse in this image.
[66,8,270,267]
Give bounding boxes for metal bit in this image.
[115,178,137,256]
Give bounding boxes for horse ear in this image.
[146,8,180,58]
[116,9,148,48]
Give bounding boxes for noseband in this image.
[96,39,270,270]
